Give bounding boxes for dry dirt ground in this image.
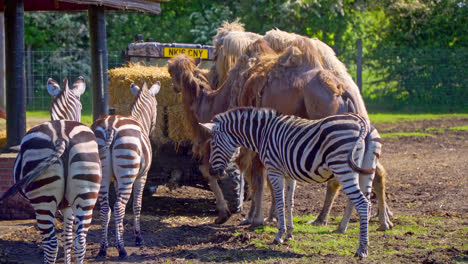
[0,118,467,264]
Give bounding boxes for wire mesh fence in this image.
[25,49,124,112]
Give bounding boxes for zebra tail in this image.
[347,119,376,174]
[0,139,67,202]
[98,128,114,154]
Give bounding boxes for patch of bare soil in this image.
[1,118,467,263]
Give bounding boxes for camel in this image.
[168,38,356,226]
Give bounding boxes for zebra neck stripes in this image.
[48,76,86,122]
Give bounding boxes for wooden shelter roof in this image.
[0,0,163,14]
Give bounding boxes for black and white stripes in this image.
[91,81,160,259]
[47,77,85,122]
[1,121,101,264]
[203,107,381,258]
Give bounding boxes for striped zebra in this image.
[91,81,160,259]
[201,107,382,258]
[0,76,101,264]
[0,123,101,264]
[47,76,85,122]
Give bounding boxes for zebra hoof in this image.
[96,248,107,259]
[272,238,283,245]
[239,218,252,226]
[118,248,128,259]
[136,236,144,246]
[354,246,368,258]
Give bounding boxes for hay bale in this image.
[167,105,193,144]
[108,63,190,146]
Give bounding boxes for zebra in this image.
[91,81,160,259]
[47,76,85,122]
[4,121,101,264]
[0,76,101,264]
[201,107,382,258]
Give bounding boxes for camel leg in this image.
[248,159,265,228]
[200,164,231,224]
[374,162,394,231]
[265,177,277,223]
[307,179,341,225]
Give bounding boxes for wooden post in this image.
[5,0,26,151]
[0,12,5,110]
[356,38,363,93]
[88,5,108,121]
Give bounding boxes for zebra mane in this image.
[213,107,279,126]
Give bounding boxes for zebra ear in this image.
[47,78,61,97]
[149,81,160,96]
[71,76,86,98]
[130,83,140,96]
[199,122,216,132]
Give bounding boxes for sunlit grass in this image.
[249,214,466,262]
[369,113,468,123]
[450,125,468,131]
[380,132,435,138]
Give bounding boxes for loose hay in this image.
[108,63,190,146]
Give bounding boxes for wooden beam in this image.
[4,0,25,151]
[88,5,108,121]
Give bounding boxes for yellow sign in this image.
[163,47,209,59]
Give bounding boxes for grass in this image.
[450,125,468,131]
[248,214,467,263]
[25,110,94,126]
[368,113,468,124]
[380,132,436,138]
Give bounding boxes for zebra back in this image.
[129,82,160,135]
[47,76,85,122]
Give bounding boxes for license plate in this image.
[163,47,209,59]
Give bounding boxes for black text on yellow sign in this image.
[163,47,208,59]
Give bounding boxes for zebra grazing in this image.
[91,81,160,259]
[201,107,382,258]
[47,76,85,122]
[0,121,101,264]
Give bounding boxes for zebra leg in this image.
[97,182,111,258]
[334,171,370,258]
[33,205,59,264]
[114,188,132,259]
[62,207,74,264]
[374,162,394,231]
[307,179,341,226]
[284,177,296,241]
[73,210,93,264]
[267,170,286,244]
[132,175,147,246]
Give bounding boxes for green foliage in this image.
[22,0,467,112]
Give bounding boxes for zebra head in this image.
[200,122,239,179]
[47,76,86,122]
[129,81,160,135]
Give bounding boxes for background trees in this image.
[23,0,468,112]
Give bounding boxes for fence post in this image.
[356,38,363,93]
[26,44,33,104]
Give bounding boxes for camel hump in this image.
[278,46,304,68]
[317,70,345,95]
